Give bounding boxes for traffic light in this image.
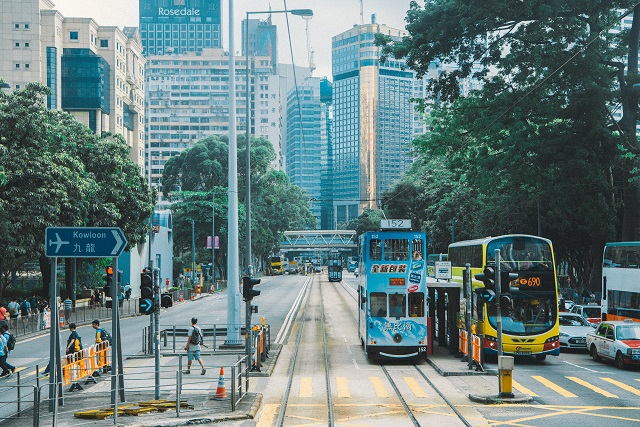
[500,271,519,294]
[140,270,154,314]
[103,266,113,296]
[474,264,496,290]
[242,276,261,301]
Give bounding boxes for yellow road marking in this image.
[566,376,618,398]
[601,377,640,396]
[532,375,577,397]
[369,376,389,398]
[299,377,313,398]
[336,377,350,398]
[512,379,538,397]
[255,403,278,427]
[403,377,428,398]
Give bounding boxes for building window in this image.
[100,39,108,48]
[15,64,20,69]
[25,63,30,69]
[25,42,29,48]
[15,23,19,30]
[15,42,20,48]
[24,24,29,30]
[69,31,79,41]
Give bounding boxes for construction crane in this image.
[303,15,316,73]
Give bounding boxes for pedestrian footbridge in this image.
[280,230,357,251]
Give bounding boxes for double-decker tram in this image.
[602,242,640,322]
[449,235,560,360]
[328,251,343,282]
[358,221,429,359]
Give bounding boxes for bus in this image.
[358,228,428,359]
[328,252,343,282]
[448,234,560,360]
[602,242,640,322]
[270,256,284,275]
[347,256,358,272]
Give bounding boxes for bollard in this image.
[176,370,182,417]
[498,355,515,398]
[32,386,40,427]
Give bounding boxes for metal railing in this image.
[4,298,140,339]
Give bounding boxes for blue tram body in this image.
[357,230,429,359]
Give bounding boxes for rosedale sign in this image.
[158,7,200,16]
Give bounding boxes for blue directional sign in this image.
[45,227,127,258]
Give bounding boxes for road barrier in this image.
[457,327,482,371]
[61,341,111,392]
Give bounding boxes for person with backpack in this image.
[7,299,18,320]
[65,323,82,355]
[0,324,15,378]
[29,295,38,315]
[183,317,206,375]
[91,320,112,344]
[19,298,30,328]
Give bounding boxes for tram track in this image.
[276,274,335,426]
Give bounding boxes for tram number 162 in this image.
[418,347,427,353]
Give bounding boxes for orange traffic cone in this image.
[213,367,227,399]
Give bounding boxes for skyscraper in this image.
[139,0,222,55]
[286,76,332,228]
[331,17,425,227]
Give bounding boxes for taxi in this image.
[586,319,640,369]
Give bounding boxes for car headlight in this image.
[559,332,568,337]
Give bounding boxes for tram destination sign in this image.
[45,227,127,258]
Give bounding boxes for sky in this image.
[51,0,415,79]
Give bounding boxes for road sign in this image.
[45,227,127,258]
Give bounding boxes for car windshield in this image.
[560,315,590,327]
[616,325,640,340]
[583,307,601,318]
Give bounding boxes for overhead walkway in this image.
[280,230,357,252]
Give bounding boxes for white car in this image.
[586,319,640,369]
[570,304,602,324]
[559,312,594,350]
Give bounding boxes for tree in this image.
[0,83,155,300]
[377,1,635,287]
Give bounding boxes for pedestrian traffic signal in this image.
[242,276,261,301]
[103,266,113,296]
[474,264,496,290]
[140,270,154,314]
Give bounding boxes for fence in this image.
[142,323,271,357]
[4,298,140,339]
[0,353,252,426]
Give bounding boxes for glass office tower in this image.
[331,19,425,227]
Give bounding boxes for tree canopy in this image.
[0,83,155,299]
[377,1,640,287]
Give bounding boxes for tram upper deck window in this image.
[369,239,382,261]
[384,239,409,261]
[371,292,387,317]
[412,239,424,260]
[389,293,406,317]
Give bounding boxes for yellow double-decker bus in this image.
[449,234,560,360]
[270,256,284,275]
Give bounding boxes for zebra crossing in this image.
[283,374,640,401]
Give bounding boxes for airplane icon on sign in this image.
[48,233,70,253]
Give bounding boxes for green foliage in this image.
[0,83,155,299]
[345,209,387,238]
[376,1,637,286]
[161,137,314,276]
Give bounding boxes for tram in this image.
[328,251,343,282]
[357,221,428,359]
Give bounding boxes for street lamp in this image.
[244,8,313,277]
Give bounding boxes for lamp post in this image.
[244,8,313,277]
[191,219,195,285]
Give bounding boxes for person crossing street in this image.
[183,317,206,375]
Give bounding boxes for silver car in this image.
[559,312,594,350]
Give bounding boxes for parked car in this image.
[559,312,594,350]
[586,319,640,369]
[570,304,602,324]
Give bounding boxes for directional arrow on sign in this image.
[139,298,154,314]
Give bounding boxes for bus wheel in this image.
[615,352,627,370]
[590,345,600,362]
[535,354,546,362]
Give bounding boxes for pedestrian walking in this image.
[19,298,30,328]
[63,295,72,325]
[65,323,82,355]
[7,298,18,320]
[0,324,16,378]
[29,294,38,315]
[0,303,7,326]
[183,317,206,375]
[124,283,131,301]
